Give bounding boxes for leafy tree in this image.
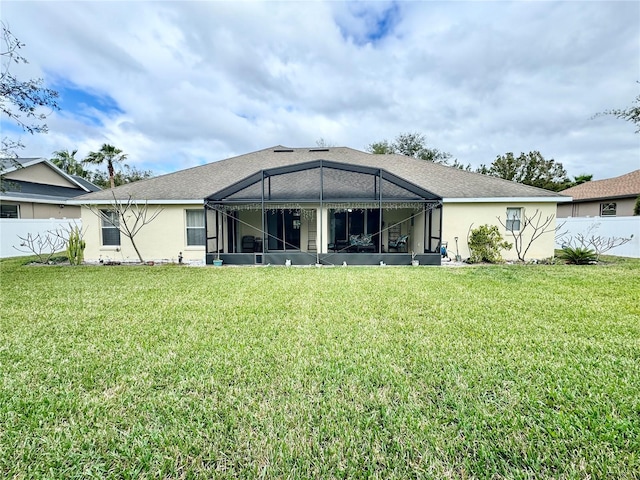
[594,86,640,132]
[1,22,59,188]
[367,132,454,164]
[478,151,571,192]
[567,174,593,188]
[51,149,91,177]
[634,196,640,216]
[83,144,127,189]
[90,164,153,189]
[367,140,394,155]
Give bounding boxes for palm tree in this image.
[83,144,127,189]
[51,149,89,177]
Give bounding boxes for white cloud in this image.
[2,0,638,180]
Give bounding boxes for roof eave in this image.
[443,196,571,203]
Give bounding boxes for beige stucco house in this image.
[0,157,100,219]
[558,169,640,218]
[72,146,570,265]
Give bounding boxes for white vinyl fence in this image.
[0,218,82,258]
[555,216,640,258]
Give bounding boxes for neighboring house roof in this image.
[1,180,94,203]
[72,146,570,203]
[560,169,640,202]
[70,175,101,193]
[1,157,101,203]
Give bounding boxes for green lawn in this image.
[1,258,639,479]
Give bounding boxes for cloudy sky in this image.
[2,1,639,180]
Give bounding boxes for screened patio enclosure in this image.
[204,160,443,265]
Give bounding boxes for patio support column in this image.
[378,169,383,253]
[261,171,265,253]
[423,204,428,254]
[438,203,443,253]
[319,160,323,260]
[221,208,225,255]
[204,202,209,256]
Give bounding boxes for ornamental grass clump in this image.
[467,224,512,263]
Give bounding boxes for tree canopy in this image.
[1,22,59,189]
[52,147,153,188]
[83,144,128,189]
[51,149,91,177]
[366,132,454,164]
[478,151,572,192]
[595,87,640,133]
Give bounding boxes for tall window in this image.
[186,209,205,246]
[600,202,616,216]
[506,207,522,231]
[101,210,120,246]
[0,204,19,218]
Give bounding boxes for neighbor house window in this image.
[101,210,121,246]
[186,209,205,246]
[600,202,616,216]
[506,207,522,230]
[0,204,19,218]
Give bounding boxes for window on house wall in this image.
[0,204,19,218]
[600,202,616,216]
[506,207,522,230]
[186,209,206,246]
[101,210,121,246]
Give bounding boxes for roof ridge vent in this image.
[309,148,329,152]
[274,149,294,153]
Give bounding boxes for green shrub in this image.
[558,246,597,265]
[634,195,640,216]
[467,224,512,263]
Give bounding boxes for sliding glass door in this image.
[266,210,301,251]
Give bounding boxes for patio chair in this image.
[388,234,408,252]
[241,235,255,253]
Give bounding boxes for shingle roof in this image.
[1,157,98,193]
[74,146,568,202]
[560,169,640,201]
[1,180,92,202]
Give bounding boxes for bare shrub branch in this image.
[498,209,556,262]
[560,223,634,261]
[85,192,163,263]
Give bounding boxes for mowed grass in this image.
[1,258,639,479]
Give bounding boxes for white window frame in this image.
[186,209,206,246]
[506,207,522,231]
[600,202,616,217]
[100,210,121,246]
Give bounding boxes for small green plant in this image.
[66,226,86,265]
[467,224,512,263]
[557,246,597,265]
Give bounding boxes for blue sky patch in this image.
[336,2,402,46]
[55,83,124,126]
